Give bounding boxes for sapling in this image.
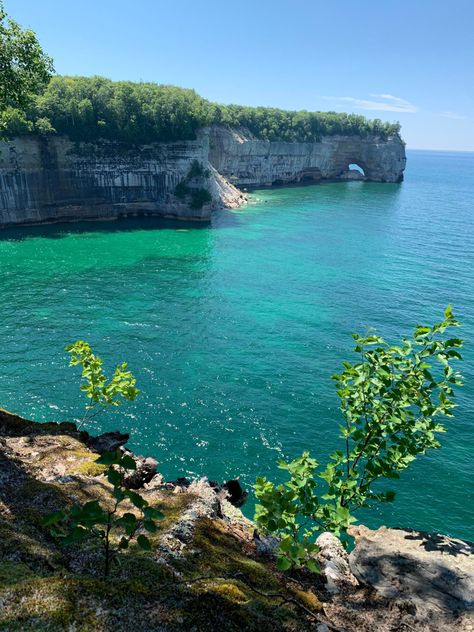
[66,340,139,429]
[44,449,164,577]
[255,306,463,571]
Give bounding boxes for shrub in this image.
[174,181,190,200]
[34,116,56,135]
[255,306,463,571]
[187,159,204,179]
[0,106,32,135]
[190,187,212,209]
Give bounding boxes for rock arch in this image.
[338,160,368,181]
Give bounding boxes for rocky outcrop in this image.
[209,127,406,186]
[0,126,406,228]
[0,407,472,631]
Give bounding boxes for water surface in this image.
[1,149,473,539]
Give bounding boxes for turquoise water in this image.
[1,150,473,540]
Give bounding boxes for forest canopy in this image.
[2,75,401,144]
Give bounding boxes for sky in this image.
[5,0,474,150]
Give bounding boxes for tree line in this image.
[2,75,401,144]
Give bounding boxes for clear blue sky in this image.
[6,0,474,150]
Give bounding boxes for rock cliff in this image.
[0,127,406,228]
[209,127,406,187]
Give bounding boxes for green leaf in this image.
[107,467,122,487]
[124,490,147,509]
[62,526,89,544]
[118,536,129,549]
[137,534,152,551]
[42,510,65,527]
[120,454,137,471]
[276,555,292,571]
[306,559,320,573]
[96,451,121,466]
[143,506,165,521]
[143,519,157,533]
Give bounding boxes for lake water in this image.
[1,149,473,540]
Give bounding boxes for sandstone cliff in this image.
[0,127,406,228]
[208,127,406,187]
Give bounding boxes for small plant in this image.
[187,159,204,179]
[174,180,190,199]
[255,307,463,571]
[190,187,212,209]
[66,340,139,429]
[44,449,164,577]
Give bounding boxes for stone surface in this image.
[0,126,406,227]
[122,452,159,489]
[1,406,472,631]
[157,478,221,562]
[316,531,358,594]
[253,532,280,556]
[348,525,474,629]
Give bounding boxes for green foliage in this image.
[174,161,212,209]
[0,105,32,135]
[66,340,139,429]
[34,116,55,135]
[174,180,190,200]
[255,307,463,571]
[2,74,401,143]
[43,449,164,577]
[0,1,53,128]
[187,159,205,179]
[190,187,212,209]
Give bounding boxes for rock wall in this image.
[0,126,406,228]
[208,127,406,186]
[0,134,243,227]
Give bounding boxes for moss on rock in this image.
[0,409,319,631]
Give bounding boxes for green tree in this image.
[3,73,401,143]
[255,307,463,571]
[66,340,139,429]
[44,449,164,577]
[0,1,53,120]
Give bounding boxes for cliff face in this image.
[208,127,406,186]
[0,127,406,228]
[0,134,243,227]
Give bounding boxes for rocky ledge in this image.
[0,407,471,631]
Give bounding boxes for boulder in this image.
[86,430,129,453]
[122,453,159,489]
[209,478,248,508]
